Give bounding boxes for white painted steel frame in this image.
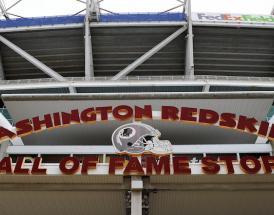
[84,0,95,79]
[6,144,272,155]
[0,51,4,80]
[0,79,273,91]
[131,176,143,215]
[0,18,272,34]
[185,0,194,79]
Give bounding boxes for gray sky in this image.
[3,0,274,18]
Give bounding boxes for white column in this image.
[0,52,5,80]
[84,0,95,80]
[131,176,143,215]
[185,0,194,79]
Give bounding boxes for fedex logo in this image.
[195,13,274,23]
[197,13,243,21]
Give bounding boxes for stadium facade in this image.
[0,0,273,215]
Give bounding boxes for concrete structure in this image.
[0,0,273,215]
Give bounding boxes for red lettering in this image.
[240,156,261,174]
[219,113,236,128]
[81,156,98,174]
[80,108,96,123]
[61,109,80,125]
[53,112,61,127]
[173,156,191,174]
[261,156,274,174]
[113,105,133,121]
[96,106,112,121]
[257,121,269,137]
[16,119,33,136]
[268,124,274,140]
[0,127,16,142]
[161,106,179,120]
[237,116,257,133]
[202,157,220,174]
[135,105,152,120]
[146,156,170,175]
[219,156,236,174]
[32,114,53,131]
[199,109,219,124]
[109,157,124,174]
[180,107,197,122]
[59,157,80,175]
[31,157,47,174]
[124,157,144,175]
[14,156,30,174]
[0,157,12,174]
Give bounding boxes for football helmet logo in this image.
[111,122,172,155]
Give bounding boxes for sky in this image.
[2,0,274,18]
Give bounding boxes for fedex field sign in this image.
[193,13,274,23]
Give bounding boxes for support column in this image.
[0,51,5,80]
[185,0,194,79]
[131,176,143,215]
[84,0,95,80]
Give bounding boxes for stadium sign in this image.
[1,155,274,175]
[193,13,274,23]
[0,105,274,142]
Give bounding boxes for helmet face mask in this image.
[112,122,172,155]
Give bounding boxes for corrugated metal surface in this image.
[0,191,125,215]
[150,190,274,215]
[0,26,186,79]
[1,28,85,79]
[194,27,274,77]
[91,26,186,77]
[0,25,273,80]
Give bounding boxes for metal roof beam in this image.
[0,51,5,80]
[0,0,9,19]
[0,78,274,91]
[185,0,194,79]
[84,0,95,80]
[111,25,187,80]
[0,35,67,82]
[6,144,272,155]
